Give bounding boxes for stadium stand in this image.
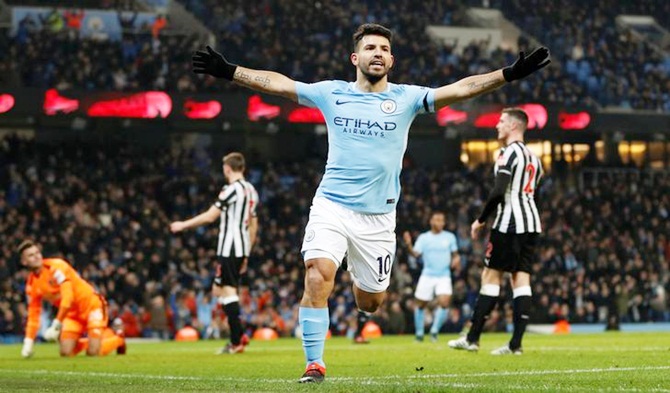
[0,135,667,341]
[3,1,669,109]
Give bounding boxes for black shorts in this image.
[484,230,538,273]
[213,256,245,287]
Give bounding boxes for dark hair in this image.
[431,211,445,218]
[223,152,246,172]
[17,239,38,256]
[502,107,529,129]
[353,23,393,51]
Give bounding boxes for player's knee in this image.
[437,296,451,308]
[85,349,100,356]
[305,268,328,290]
[59,348,73,357]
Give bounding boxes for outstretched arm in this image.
[192,46,298,101]
[434,70,505,109]
[232,67,297,101]
[170,206,220,233]
[434,47,550,110]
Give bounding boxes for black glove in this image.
[502,47,550,82]
[192,45,237,81]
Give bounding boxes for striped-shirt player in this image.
[449,107,543,356]
[491,140,543,234]
[215,178,259,258]
[169,152,258,354]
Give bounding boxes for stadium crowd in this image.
[0,134,668,343]
[5,0,139,10]
[2,0,670,110]
[500,0,670,111]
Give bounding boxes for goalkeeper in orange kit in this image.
[18,239,126,357]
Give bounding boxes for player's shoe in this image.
[447,336,479,351]
[217,342,245,354]
[298,362,326,383]
[415,335,424,343]
[490,345,523,355]
[240,333,250,347]
[353,335,370,344]
[430,333,438,343]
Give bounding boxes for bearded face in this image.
[351,35,394,83]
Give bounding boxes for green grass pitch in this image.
[1,333,669,392]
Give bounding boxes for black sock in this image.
[509,296,531,350]
[355,311,371,337]
[224,301,243,345]
[467,295,498,344]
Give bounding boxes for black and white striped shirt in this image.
[492,141,543,234]
[213,179,259,257]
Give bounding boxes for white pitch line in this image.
[1,365,669,386]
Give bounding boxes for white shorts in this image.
[301,197,396,293]
[414,275,453,301]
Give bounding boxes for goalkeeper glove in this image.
[192,46,238,81]
[21,338,34,358]
[502,47,551,82]
[44,319,62,342]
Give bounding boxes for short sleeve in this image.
[449,233,458,253]
[496,147,517,176]
[295,81,331,108]
[413,234,425,255]
[214,185,236,210]
[407,85,436,114]
[249,187,259,217]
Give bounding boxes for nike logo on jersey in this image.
[335,99,368,105]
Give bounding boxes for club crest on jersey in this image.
[380,99,396,114]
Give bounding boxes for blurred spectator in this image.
[39,9,64,34]
[145,294,170,339]
[63,9,85,33]
[151,14,168,38]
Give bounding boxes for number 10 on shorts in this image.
[377,254,392,282]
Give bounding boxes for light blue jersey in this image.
[296,81,435,214]
[414,231,458,277]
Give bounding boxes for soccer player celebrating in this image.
[18,240,126,357]
[448,108,543,355]
[192,23,549,382]
[404,211,460,342]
